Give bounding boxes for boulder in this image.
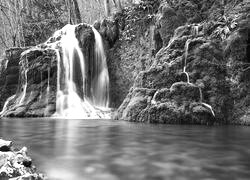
[0,140,45,180]
[0,139,12,152]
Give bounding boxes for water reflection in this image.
[0,118,250,180]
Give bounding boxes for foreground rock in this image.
[0,139,45,180]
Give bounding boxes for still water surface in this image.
[0,118,250,180]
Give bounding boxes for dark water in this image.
[0,118,250,180]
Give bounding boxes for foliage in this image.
[22,0,67,46]
[121,0,160,42]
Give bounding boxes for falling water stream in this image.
[91,27,110,108]
[48,24,110,119]
[183,34,215,117]
[183,39,191,84]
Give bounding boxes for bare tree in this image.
[65,0,82,24]
[104,0,111,17]
[0,0,24,48]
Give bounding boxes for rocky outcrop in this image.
[0,47,57,117]
[0,48,27,114]
[101,2,159,107]
[0,139,45,179]
[114,0,250,124]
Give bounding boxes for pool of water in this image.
[0,118,250,180]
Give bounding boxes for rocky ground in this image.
[0,139,45,180]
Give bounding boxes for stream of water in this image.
[0,118,250,180]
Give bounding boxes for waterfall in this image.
[183,39,191,83]
[198,87,215,117]
[151,90,159,105]
[39,71,43,100]
[47,24,110,119]
[46,67,50,104]
[191,25,199,36]
[202,102,215,117]
[19,54,28,104]
[91,27,110,108]
[183,38,215,117]
[0,23,110,118]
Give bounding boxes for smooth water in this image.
[0,118,250,180]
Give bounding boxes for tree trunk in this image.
[72,0,81,24]
[116,0,122,11]
[104,0,111,17]
[66,0,82,24]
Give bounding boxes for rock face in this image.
[0,139,45,179]
[113,0,250,124]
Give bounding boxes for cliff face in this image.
[0,47,57,117]
[112,0,250,125]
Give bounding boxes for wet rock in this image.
[94,18,120,48]
[0,48,28,112]
[0,140,45,180]
[115,88,156,122]
[0,48,57,117]
[0,139,12,152]
[154,3,184,48]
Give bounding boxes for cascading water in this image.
[45,24,110,119]
[198,87,215,117]
[91,27,110,108]
[151,90,159,105]
[183,37,215,117]
[46,67,50,104]
[19,56,28,104]
[191,25,199,36]
[183,39,191,83]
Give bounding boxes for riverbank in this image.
[0,138,45,179]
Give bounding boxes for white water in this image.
[198,79,215,117]
[18,52,29,104]
[151,90,159,105]
[183,39,191,83]
[0,95,15,115]
[91,27,110,108]
[191,25,199,36]
[19,69,28,104]
[46,67,50,104]
[202,102,215,117]
[46,24,110,119]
